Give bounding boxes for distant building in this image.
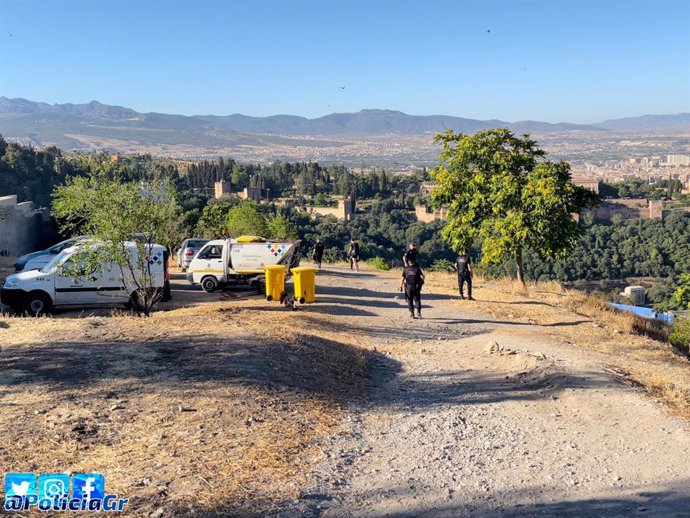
[419,181,436,199]
[621,286,646,306]
[572,176,600,194]
[214,181,232,199]
[309,197,355,223]
[214,182,263,202]
[238,187,262,202]
[665,154,690,167]
[0,195,51,257]
[415,204,448,223]
[583,199,663,221]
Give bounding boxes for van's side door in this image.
[54,256,98,305]
[94,262,129,303]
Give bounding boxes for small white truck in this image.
[1,241,170,315]
[186,236,301,292]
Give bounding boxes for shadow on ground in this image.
[184,480,690,517]
[0,332,399,405]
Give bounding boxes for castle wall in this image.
[0,195,51,257]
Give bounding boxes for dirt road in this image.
[290,267,690,517]
[2,266,689,517]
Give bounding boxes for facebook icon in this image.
[72,474,105,501]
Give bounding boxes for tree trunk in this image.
[515,248,526,287]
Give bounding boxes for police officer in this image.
[454,250,474,300]
[313,238,325,269]
[400,258,425,319]
[402,243,418,267]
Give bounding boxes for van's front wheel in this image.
[201,276,219,293]
[24,292,51,317]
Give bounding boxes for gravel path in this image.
[286,267,690,518]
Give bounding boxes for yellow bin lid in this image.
[264,264,287,271]
[291,267,317,273]
[237,235,266,243]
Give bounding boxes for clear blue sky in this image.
[1,0,688,122]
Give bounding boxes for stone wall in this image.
[309,197,355,222]
[0,195,51,257]
[415,204,447,222]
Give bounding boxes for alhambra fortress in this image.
[214,175,690,225]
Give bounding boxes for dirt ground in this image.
[1,266,690,517]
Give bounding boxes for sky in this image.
[1,0,689,123]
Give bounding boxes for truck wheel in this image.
[24,292,51,317]
[201,276,219,293]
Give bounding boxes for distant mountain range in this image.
[0,97,688,162]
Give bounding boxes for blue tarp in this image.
[608,303,675,324]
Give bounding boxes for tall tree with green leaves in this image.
[226,201,268,237]
[431,129,598,285]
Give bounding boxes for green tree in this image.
[196,199,237,238]
[266,212,297,240]
[226,201,268,237]
[52,177,184,316]
[673,274,690,310]
[431,129,598,285]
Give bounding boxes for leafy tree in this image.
[673,274,690,310]
[431,129,598,285]
[226,201,268,237]
[266,212,297,240]
[196,199,237,238]
[52,177,184,316]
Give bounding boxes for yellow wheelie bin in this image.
[264,265,287,301]
[291,266,317,304]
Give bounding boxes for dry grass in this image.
[0,300,375,516]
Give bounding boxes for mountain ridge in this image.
[3,97,688,135]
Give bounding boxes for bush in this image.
[368,257,390,271]
[428,258,455,272]
[669,318,690,354]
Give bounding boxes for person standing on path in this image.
[313,239,325,269]
[348,239,360,271]
[400,258,425,319]
[454,250,474,300]
[402,243,418,267]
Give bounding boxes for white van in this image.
[187,236,301,292]
[1,241,170,315]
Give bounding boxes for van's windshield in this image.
[41,250,70,273]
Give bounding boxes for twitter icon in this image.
[4,473,37,498]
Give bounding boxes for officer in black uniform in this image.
[454,250,473,300]
[312,239,325,269]
[402,243,418,267]
[400,258,425,319]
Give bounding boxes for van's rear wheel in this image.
[201,276,219,293]
[24,292,51,316]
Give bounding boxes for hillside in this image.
[1,266,689,516]
[1,97,687,166]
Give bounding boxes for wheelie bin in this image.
[264,265,287,301]
[291,266,317,304]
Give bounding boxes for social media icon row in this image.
[5,473,105,500]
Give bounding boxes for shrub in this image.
[428,258,455,272]
[669,318,690,354]
[368,257,390,271]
